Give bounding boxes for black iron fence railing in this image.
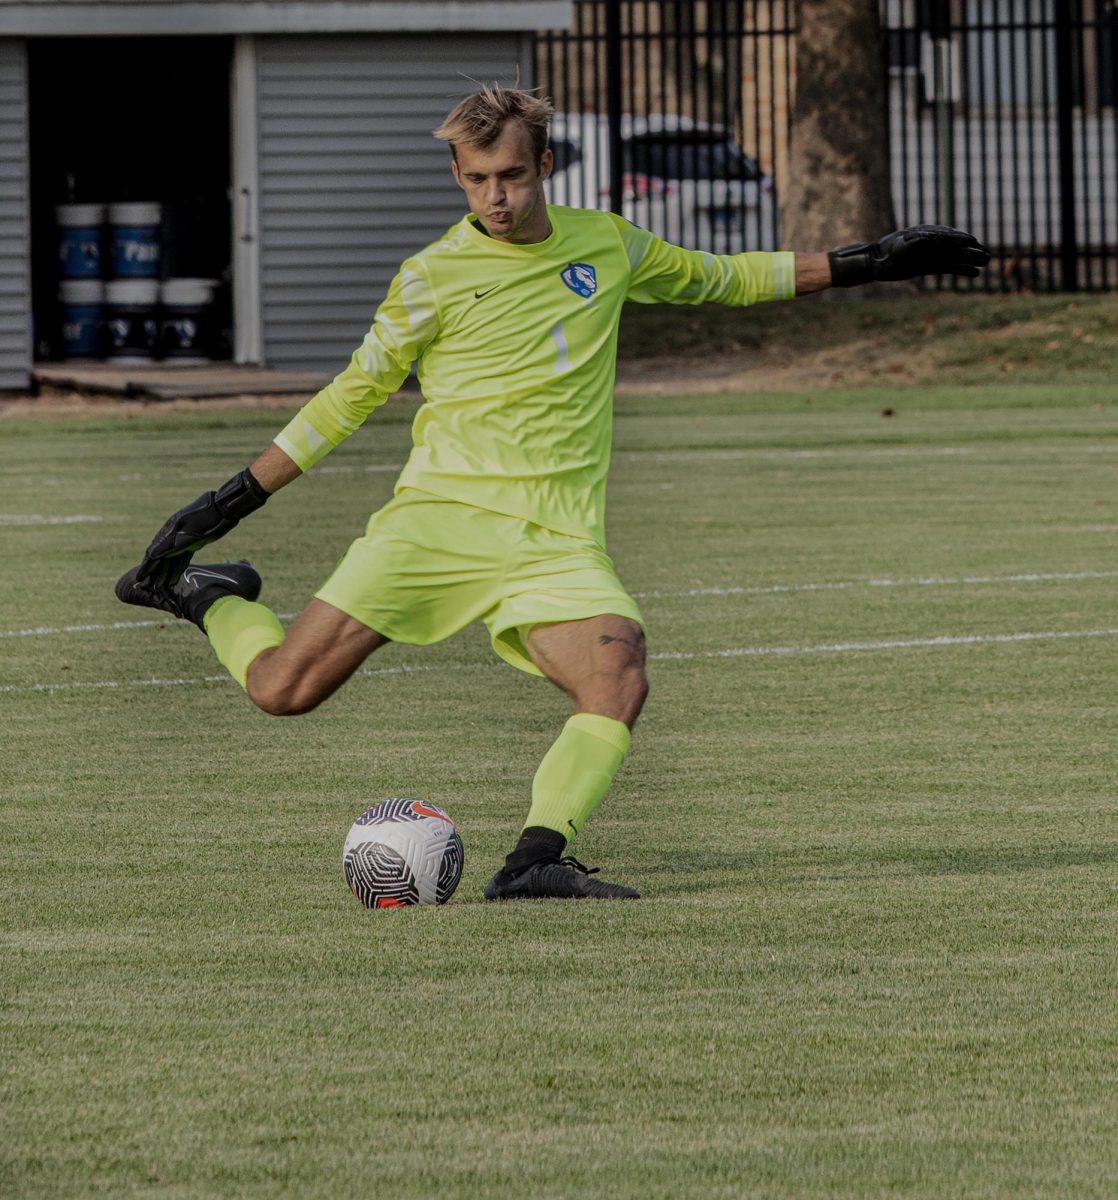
[535,1,1118,292]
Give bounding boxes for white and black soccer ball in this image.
[343,798,464,909]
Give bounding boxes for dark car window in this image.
[625,134,763,182]
[548,138,583,172]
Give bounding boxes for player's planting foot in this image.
[483,855,640,900]
[115,560,262,630]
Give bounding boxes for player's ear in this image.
[450,157,463,189]
[539,147,554,182]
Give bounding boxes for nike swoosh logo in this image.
[410,800,454,824]
[182,568,238,587]
[474,285,501,299]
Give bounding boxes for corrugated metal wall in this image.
[256,35,529,372]
[0,38,30,390]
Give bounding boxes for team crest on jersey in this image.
[561,262,597,298]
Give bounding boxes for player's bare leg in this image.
[118,559,388,716]
[525,613,649,727]
[484,614,647,900]
[245,599,389,717]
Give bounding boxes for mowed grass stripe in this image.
[2,387,1117,1199]
[5,569,1118,639]
[5,626,1118,696]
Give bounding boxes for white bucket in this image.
[56,203,106,227]
[106,279,159,306]
[108,202,162,227]
[160,278,219,306]
[60,279,104,304]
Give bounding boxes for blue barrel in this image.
[56,204,104,279]
[60,279,104,358]
[106,279,159,360]
[109,202,161,278]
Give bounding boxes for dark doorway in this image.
[28,37,233,360]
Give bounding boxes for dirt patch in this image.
[614,335,937,394]
[11,362,908,414]
[6,294,1117,414]
[0,386,322,420]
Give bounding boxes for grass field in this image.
[3,366,1118,1196]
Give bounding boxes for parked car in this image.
[547,112,779,252]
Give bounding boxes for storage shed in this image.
[0,1,570,388]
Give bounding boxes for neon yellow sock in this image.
[203,596,285,690]
[525,712,631,839]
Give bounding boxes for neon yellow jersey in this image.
[275,205,795,544]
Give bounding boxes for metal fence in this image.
[536,2,793,255]
[535,1,1118,291]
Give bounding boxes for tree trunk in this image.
[784,0,896,252]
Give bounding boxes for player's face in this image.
[452,121,554,244]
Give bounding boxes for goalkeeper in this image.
[116,85,989,901]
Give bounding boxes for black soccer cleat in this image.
[483,855,640,901]
[115,560,262,630]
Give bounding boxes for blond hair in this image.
[434,84,555,164]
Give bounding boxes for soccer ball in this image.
[343,798,464,908]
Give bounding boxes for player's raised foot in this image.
[484,855,640,900]
[115,561,262,629]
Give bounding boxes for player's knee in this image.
[621,664,650,723]
[591,662,648,727]
[608,625,648,723]
[247,675,322,717]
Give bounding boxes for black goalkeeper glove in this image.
[137,468,269,586]
[828,224,990,288]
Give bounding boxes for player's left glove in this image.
[828,224,990,288]
[137,468,270,587]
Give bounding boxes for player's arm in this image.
[136,260,439,585]
[618,216,988,305]
[617,213,798,306]
[794,254,832,296]
[249,442,303,491]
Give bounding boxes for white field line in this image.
[1,612,300,639]
[5,618,171,637]
[4,627,1118,697]
[631,569,1118,600]
[652,628,1118,661]
[4,570,1116,641]
[311,463,400,476]
[0,661,446,696]
[15,447,976,488]
[111,463,401,483]
[132,447,972,477]
[615,446,976,463]
[7,442,1115,489]
[0,514,116,526]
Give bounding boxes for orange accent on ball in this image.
[410,800,454,824]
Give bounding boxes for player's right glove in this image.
[828,224,990,288]
[138,468,269,586]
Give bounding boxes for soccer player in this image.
[116,86,989,901]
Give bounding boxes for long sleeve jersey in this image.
[275,205,796,546]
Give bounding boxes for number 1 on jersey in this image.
[550,320,571,374]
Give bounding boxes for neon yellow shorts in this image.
[315,489,645,676]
